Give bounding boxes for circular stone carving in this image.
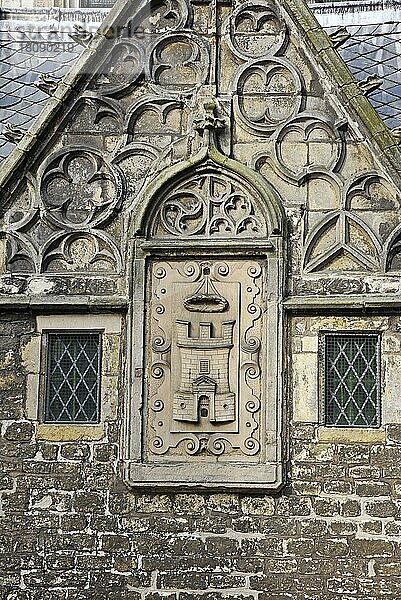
[234,58,303,134]
[39,148,123,229]
[227,1,287,60]
[272,116,346,181]
[148,32,209,95]
[93,40,144,97]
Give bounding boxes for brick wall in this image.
[2,311,401,599]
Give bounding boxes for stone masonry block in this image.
[3,421,34,442]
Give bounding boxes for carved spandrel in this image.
[146,260,264,460]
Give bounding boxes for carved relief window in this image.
[127,152,285,490]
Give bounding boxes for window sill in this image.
[37,423,105,441]
[317,427,385,443]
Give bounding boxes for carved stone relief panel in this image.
[152,173,268,237]
[127,152,284,489]
[146,259,265,461]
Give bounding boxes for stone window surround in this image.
[23,314,121,441]
[291,315,401,444]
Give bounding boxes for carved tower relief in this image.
[128,94,285,488]
[147,259,264,459]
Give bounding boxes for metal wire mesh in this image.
[325,334,380,427]
[45,333,101,423]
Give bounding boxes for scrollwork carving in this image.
[153,173,268,237]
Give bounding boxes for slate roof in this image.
[0,17,81,161]
[325,22,401,128]
[0,3,400,165]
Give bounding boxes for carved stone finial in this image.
[69,23,93,47]
[35,73,58,95]
[359,75,383,96]
[193,97,225,134]
[2,123,24,144]
[391,126,401,144]
[330,27,351,48]
[193,96,226,150]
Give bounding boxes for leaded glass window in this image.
[44,332,101,424]
[324,333,380,427]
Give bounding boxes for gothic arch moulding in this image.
[126,148,285,491]
[132,142,285,240]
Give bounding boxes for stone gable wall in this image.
[2,0,401,596]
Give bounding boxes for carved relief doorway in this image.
[127,140,285,490]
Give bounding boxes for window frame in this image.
[319,330,382,429]
[41,329,103,425]
[23,314,121,441]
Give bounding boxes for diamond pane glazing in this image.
[325,334,380,427]
[45,333,101,423]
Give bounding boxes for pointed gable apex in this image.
[1,0,401,290]
[0,0,400,200]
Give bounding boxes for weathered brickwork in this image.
[0,314,400,599]
[1,0,401,595]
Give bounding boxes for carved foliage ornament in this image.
[153,173,268,237]
[147,260,264,460]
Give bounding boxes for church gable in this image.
[1,0,401,487]
[0,0,400,298]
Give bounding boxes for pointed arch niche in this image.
[125,149,285,490]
